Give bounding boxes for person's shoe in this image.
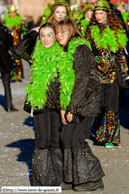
[7,107,19,112]
[105,142,113,148]
[60,182,73,190]
[73,179,104,192]
[113,143,119,146]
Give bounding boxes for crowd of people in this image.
[0,0,129,192]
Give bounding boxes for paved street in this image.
[0,60,129,194]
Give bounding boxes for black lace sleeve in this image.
[66,44,100,117]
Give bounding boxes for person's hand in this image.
[60,110,67,125]
[3,23,7,27]
[66,112,73,123]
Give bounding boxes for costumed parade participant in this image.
[47,0,70,24]
[70,7,82,30]
[0,22,18,112]
[86,0,129,148]
[56,19,105,192]
[4,4,26,81]
[13,0,70,65]
[25,22,75,186]
[80,4,94,37]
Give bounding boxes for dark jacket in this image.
[66,44,101,117]
[0,23,13,72]
[14,30,38,63]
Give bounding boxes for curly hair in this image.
[86,10,124,37]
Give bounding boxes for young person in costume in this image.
[86,0,129,148]
[47,0,70,24]
[80,4,94,37]
[4,4,26,81]
[13,0,70,65]
[55,19,105,192]
[70,7,82,30]
[25,22,75,186]
[31,0,70,32]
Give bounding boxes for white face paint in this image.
[56,27,69,46]
[95,10,107,24]
[40,27,56,48]
[54,6,67,22]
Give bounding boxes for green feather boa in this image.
[90,25,127,51]
[25,37,91,110]
[4,13,23,29]
[68,37,92,52]
[122,12,129,24]
[59,37,91,110]
[81,19,90,29]
[25,40,75,110]
[25,41,59,109]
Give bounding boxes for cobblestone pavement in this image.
[0,60,129,194]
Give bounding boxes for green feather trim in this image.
[81,19,90,29]
[25,41,59,109]
[68,37,92,52]
[77,13,84,21]
[59,37,92,110]
[4,13,23,29]
[122,12,129,24]
[58,52,75,110]
[41,7,51,25]
[90,25,127,51]
[44,7,51,17]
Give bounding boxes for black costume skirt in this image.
[32,148,63,186]
[34,108,61,149]
[32,108,63,186]
[61,116,105,185]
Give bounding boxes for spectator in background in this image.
[4,4,26,82]
[0,21,18,112]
